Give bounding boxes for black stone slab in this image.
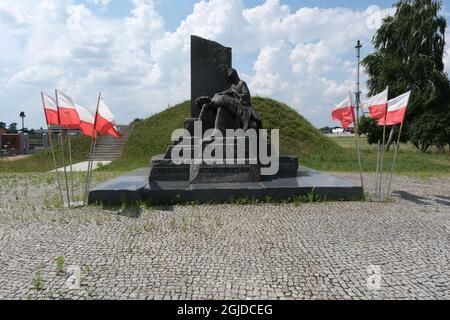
[149,155,190,181]
[261,155,299,179]
[190,162,261,184]
[191,35,232,118]
[164,136,258,160]
[88,168,149,205]
[89,166,363,205]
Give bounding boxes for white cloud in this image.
[87,0,111,8]
[0,0,395,129]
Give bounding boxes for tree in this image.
[319,126,332,134]
[359,115,382,144]
[131,118,143,125]
[362,0,450,151]
[8,123,18,133]
[0,122,6,129]
[409,109,450,151]
[359,115,409,149]
[19,111,26,131]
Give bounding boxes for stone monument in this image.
[88,36,363,205]
[149,35,298,185]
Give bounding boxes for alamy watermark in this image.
[170,121,280,176]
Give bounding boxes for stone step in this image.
[88,124,131,161]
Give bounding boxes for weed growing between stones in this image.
[33,270,43,291]
[56,256,64,275]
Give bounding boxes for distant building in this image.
[34,128,47,134]
[319,126,332,134]
[331,127,345,134]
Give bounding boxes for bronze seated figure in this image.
[195,68,262,132]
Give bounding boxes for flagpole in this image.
[375,139,381,200]
[41,92,65,206]
[86,138,98,203]
[349,91,365,200]
[56,90,71,208]
[67,128,75,202]
[83,143,94,205]
[83,138,95,205]
[354,40,365,200]
[378,101,389,201]
[385,123,404,199]
[83,92,101,205]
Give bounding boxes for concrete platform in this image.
[88,166,363,205]
[51,161,111,173]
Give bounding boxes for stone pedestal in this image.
[149,155,190,182]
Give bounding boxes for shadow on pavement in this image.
[393,191,431,205]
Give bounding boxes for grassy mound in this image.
[2,97,448,176]
[106,97,346,171]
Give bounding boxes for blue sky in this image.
[1,0,449,130]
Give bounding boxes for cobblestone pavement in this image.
[0,172,449,300]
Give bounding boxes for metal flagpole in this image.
[375,139,381,200]
[378,99,389,201]
[67,128,75,202]
[56,90,71,208]
[385,123,404,199]
[86,138,99,203]
[349,91,365,200]
[83,136,96,205]
[83,142,94,205]
[354,40,365,199]
[41,92,64,206]
[83,92,101,205]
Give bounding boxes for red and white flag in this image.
[332,94,354,129]
[75,104,96,137]
[42,92,59,125]
[378,91,411,126]
[106,126,122,138]
[95,97,119,136]
[362,88,388,119]
[57,90,80,128]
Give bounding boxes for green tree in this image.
[359,115,408,148]
[409,110,450,151]
[359,115,382,144]
[7,123,18,133]
[0,122,6,129]
[362,0,450,151]
[19,111,26,131]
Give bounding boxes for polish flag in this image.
[106,126,122,138]
[75,104,96,137]
[378,91,411,126]
[95,97,117,135]
[42,92,59,125]
[332,94,354,129]
[57,90,80,128]
[362,88,388,119]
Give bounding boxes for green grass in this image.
[1,98,448,177]
[0,135,91,173]
[328,135,450,177]
[103,98,346,172]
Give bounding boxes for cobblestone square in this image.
[0,172,449,300]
